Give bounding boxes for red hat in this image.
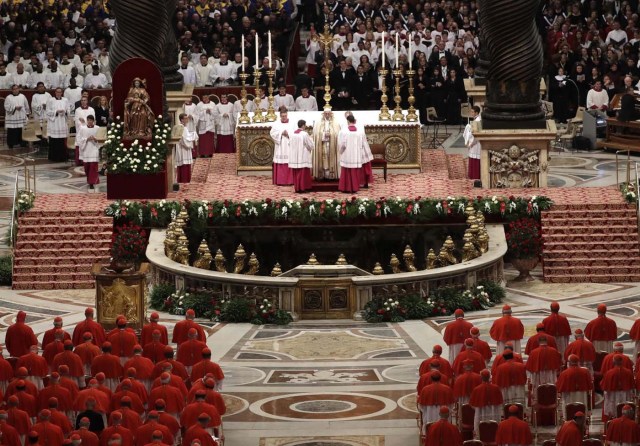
[574,329,583,335]
[88,379,98,386]
[536,323,544,330]
[116,316,126,324]
[85,308,94,315]
[80,417,90,424]
[147,410,159,417]
[109,434,122,441]
[29,432,39,439]
[480,369,491,378]
[154,399,166,407]
[48,396,59,405]
[597,304,607,313]
[439,406,449,415]
[59,364,69,373]
[188,327,197,336]
[63,339,73,347]
[126,368,137,377]
[505,341,514,347]
[508,405,519,414]
[197,412,211,420]
[39,409,51,418]
[121,379,132,387]
[614,342,623,349]
[186,309,196,317]
[160,372,171,381]
[205,377,216,387]
[83,332,93,340]
[111,411,123,420]
[464,338,474,347]
[16,367,27,376]
[623,404,633,411]
[550,302,560,310]
[7,396,18,404]
[502,305,511,312]
[164,345,174,353]
[462,359,473,366]
[51,371,60,379]
[195,389,207,397]
[568,354,579,362]
[470,327,480,335]
[202,347,211,355]
[150,312,159,320]
[54,317,63,324]
[152,430,163,438]
[454,309,464,317]
[133,344,142,352]
[433,345,442,353]
[16,379,25,387]
[574,411,585,417]
[121,396,132,403]
[96,372,105,381]
[152,329,161,336]
[430,370,441,380]
[102,341,112,348]
[71,437,82,443]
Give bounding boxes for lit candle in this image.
[255,34,259,70]
[381,32,385,68]
[241,35,245,73]
[395,33,399,68]
[268,32,272,67]
[409,33,412,69]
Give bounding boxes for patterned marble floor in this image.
[1,265,640,444]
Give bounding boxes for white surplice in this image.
[31,92,52,123]
[175,124,197,167]
[289,129,314,168]
[46,97,70,138]
[215,102,235,136]
[76,124,100,162]
[4,93,30,128]
[270,120,294,165]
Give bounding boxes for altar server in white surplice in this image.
[294,87,318,111]
[274,84,296,111]
[196,95,216,157]
[76,115,101,189]
[214,94,235,153]
[194,55,213,87]
[463,105,481,180]
[338,114,365,193]
[4,84,30,148]
[46,88,70,162]
[74,96,95,165]
[289,120,314,193]
[210,52,236,86]
[175,113,197,183]
[181,98,199,134]
[31,82,52,125]
[270,107,294,186]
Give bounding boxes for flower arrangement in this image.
[110,222,147,262]
[620,182,637,203]
[258,298,274,317]
[105,195,553,227]
[505,217,543,260]
[462,285,492,310]
[376,297,405,322]
[104,116,171,174]
[16,189,35,212]
[163,290,190,315]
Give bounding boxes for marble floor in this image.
[1,265,639,444]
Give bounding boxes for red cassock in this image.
[74,342,101,369]
[491,353,523,375]
[99,426,134,446]
[556,366,593,392]
[631,319,640,341]
[191,360,225,383]
[157,412,180,436]
[6,407,31,436]
[106,327,137,339]
[72,319,106,346]
[5,378,38,399]
[148,384,185,414]
[524,333,558,355]
[110,390,145,413]
[151,360,189,381]
[69,429,100,446]
[151,374,188,398]
[5,313,38,358]
[107,331,138,358]
[525,346,563,372]
[606,416,640,443]
[469,382,504,407]
[0,357,14,382]
[171,320,206,345]
[601,352,634,375]
[14,390,36,417]
[42,342,65,366]
[16,352,49,377]
[584,315,617,342]
[140,323,168,347]
[134,421,174,446]
[417,371,452,394]
[495,416,533,445]
[59,377,79,401]
[143,442,171,446]
[176,339,207,367]
[0,421,21,446]
[41,329,71,352]
[142,341,167,364]
[493,362,527,387]
[424,419,463,446]
[418,382,455,406]
[49,409,72,435]
[555,420,583,446]
[182,425,219,446]
[452,349,486,375]
[542,313,572,337]
[96,383,113,401]
[91,353,124,378]
[180,401,222,427]
[32,421,64,446]
[601,366,635,391]
[123,356,155,380]
[563,339,596,362]
[453,371,482,399]
[52,351,85,378]
[461,338,492,363]
[419,356,454,377]
[443,319,473,346]
[115,379,148,402]
[37,384,73,412]
[119,407,143,432]
[185,388,226,415]
[490,315,525,341]
[73,388,109,413]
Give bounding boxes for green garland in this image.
[17,190,35,212]
[105,195,553,227]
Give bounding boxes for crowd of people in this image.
[0,308,226,446]
[419,302,640,446]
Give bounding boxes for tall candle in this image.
[255,34,259,69]
[395,33,399,68]
[241,35,245,72]
[381,32,385,68]
[268,32,272,67]
[409,33,412,69]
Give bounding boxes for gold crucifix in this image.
[312,24,341,110]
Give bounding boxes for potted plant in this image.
[109,223,148,272]
[506,217,543,281]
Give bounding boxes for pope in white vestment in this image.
[289,120,315,192]
[270,109,294,186]
[312,110,341,180]
[175,113,197,183]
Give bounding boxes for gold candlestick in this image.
[238,72,250,124]
[313,25,340,111]
[406,69,418,122]
[323,68,332,111]
[392,69,405,121]
[265,68,277,121]
[252,76,264,123]
[378,68,391,121]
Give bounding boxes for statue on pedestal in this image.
[124,78,155,139]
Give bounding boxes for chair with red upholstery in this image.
[531,384,558,429]
[565,402,590,436]
[460,403,475,441]
[582,438,603,446]
[478,420,499,446]
[463,441,483,446]
[368,143,388,182]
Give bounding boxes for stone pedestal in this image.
[474,119,557,188]
[465,78,547,107]
[92,263,149,330]
[167,84,194,124]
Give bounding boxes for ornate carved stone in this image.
[488,144,541,188]
[234,244,247,273]
[426,249,437,270]
[271,262,282,276]
[389,254,402,273]
[214,249,227,273]
[307,254,320,265]
[193,239,212,270]
[372,262,384,275]
[336,254,348,265]
[92,263,148,330]
[246,253,260,275]
[403,245,417,272]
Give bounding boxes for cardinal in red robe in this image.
[0,347,14,394]
[453,360,481,406]
[115,402,142,433]
[461,326,492,365]
[110,380,145,414]
[151,347,189,381]
[542,302,572,356]
[556,354,593,417]
[119,368,149,403]
[452,339,486,376]
[417,359,452,393]
[73,381,109,413]
[148,373,185,418]
[46,398,73,436]
[418,372,455,426]
[57,365,80,402]
[524,323,558,354]
[6,368,38,399]
[525,335,562,390]
[176,328,207,371]
[172,310,207,345]
[187,377,227,415]
[123,346,154,390]
[91,343,124,392]
[142,430,171,446]
[69,421,100,446]
[564,329,596,373]
[556,412,585,446]
[491,343,523,375]
[182,413,220,446]
[601,355,636,422]
[43,331,66,369]
[470,369,504,434]
[6,395,32,439]
[0,410,22,446]
[107,318,138,364]
[5,312,38,358]
[419,345,454,377]
[143,331,167,365]
[443,309,473,364]
[99,412,134,446]
[606,405,640,445]
[493,352,527,405]
[32,410,64,446]
[37,373,72,413]
[181,391,222,429]
[141,313,168,347]
[630,317,640,363]
[72,308,106,346]
[150,400,180,439]
[41,318,71,351]
[151,363,188,398]
[601,342,633,375]
[17,346,49,390]
[134,411,174,446]
[52,340,85,388]
[75,333,101,376]
[584,304,618,353]
[496,405,533,445]
[490,305,525,355]
[191,348,225,389]
[424,406,462,446]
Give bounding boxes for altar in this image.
[235,110,421,175]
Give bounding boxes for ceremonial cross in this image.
[311,24,341,110]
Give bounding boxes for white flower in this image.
[435,202,443,213]
[116,116,121,120]
[261,203,268,209]
[161,140,166,144]
[154,163,158,167]
[260,305,264,309]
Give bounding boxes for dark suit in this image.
[352,73,373,109]
[329,67,356,110]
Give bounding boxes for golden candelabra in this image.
[265,68,277,121]
[252,76,264,123]
[378,68,391,121]
[406,69,418,122]
[238,72,251,124]
[392,69,405,121]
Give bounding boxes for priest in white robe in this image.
[175,113,197,183]
[270,107,294,186]
[196,95,216,157]
[46,88,70,162]
[76,115,101,189]
[312,110,341,180]
[464,105,481,180]
[31,83,51,126]
[294,87,318,111]
[289,120,314,193]
[4,84,30,148]
[214,94,235,153]
[194,55,213,87]
[274,84,296,111]
[74,97,95,165]
[338,114,366,193]
[210,52,236,86]
[178,55,197,85]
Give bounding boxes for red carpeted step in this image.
[13,256,111,267]
[543,249,637,260]
[446,154,467,180]
[541,216,637,227]
[12,280,97,290]
[542,225,638,236]
[15,240,112,250]
[18,231,113,241]
[545,274,640,283]
[311,181,340,192]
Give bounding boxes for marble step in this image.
[541,225,639,236]
[542,233,640,242]
[541,216,637,227]
[18,231,113,241]
[12,280,95,290]
[544,273,640,283]
[14,247,112,258]
[13,255,111,266]
[543,249,639,260]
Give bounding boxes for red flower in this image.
[377,309,384,314]
[376,203,381,209]
[500,202,506,214]
[406,204,413,213]
[375,210,381,217]
[215,310,221,315]
[266,198,272,204]
[341,209,346,215]
[351,196,356,202]
[150,207,158,217]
